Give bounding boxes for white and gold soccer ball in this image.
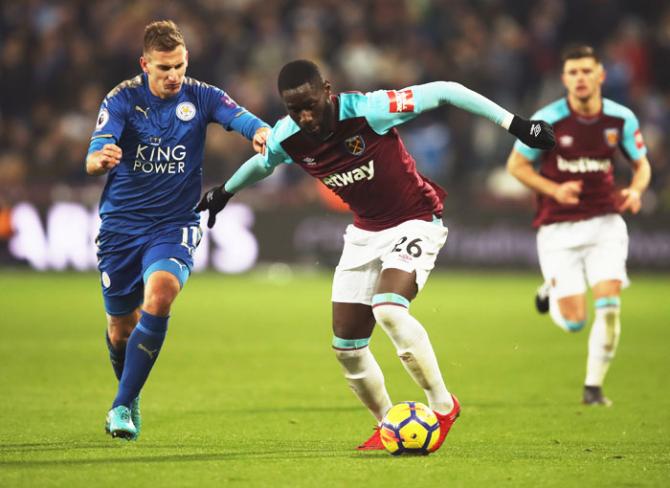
[380,401,440,455]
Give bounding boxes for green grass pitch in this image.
[1,270,668,487]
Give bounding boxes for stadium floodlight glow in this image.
[8,202,258,273]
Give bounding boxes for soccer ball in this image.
[380,401,440,455]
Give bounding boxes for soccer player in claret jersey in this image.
[86,20,270,440]
[197,60,555,451]
[506,45,651,406]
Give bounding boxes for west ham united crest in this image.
[344,135,365,156]
[603,128,620,148]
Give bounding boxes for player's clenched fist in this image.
[252,127,271,155]
[617,187,642,214]
[508,116,556,150]
[86,143,122,175]
[553,180,582,205]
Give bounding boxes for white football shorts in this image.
[332,217,449,305]
[536,213,629,299]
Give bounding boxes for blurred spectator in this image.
[0,0,667,217]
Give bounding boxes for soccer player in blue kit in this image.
[86,20,270,440]
[197,60,555,451]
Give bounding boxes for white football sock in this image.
[372,297,454,414]
[334,346,392,421]
[585,297,621,387]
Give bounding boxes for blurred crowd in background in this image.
[1,0,669,220]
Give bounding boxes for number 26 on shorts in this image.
[391,237,423,257]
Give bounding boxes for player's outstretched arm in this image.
[196,153,275,228]
[506,149,581,205]
[411,82,555,149]
[86,143,122,176]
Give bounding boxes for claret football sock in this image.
[333,337,393,421]
[105,332,126,380]
[112,311,168,408]
[372,293,454,415]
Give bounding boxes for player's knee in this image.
[143,274,180,316]
[333,337,371,378]
[558,304,586,331]
[371,293,410,328]
[558,305,585,323]
[107,314,137,345]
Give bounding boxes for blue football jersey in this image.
[90,73,266,235]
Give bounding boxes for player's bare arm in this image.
[618,155,651,214]
[86,143,122,176]
[507,149,581,205]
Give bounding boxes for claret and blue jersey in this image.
[259,88,448,231]
[514,97,647,227]
[223,81,514,230]
[89,72,266,235]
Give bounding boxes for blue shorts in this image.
[96,225,202,316]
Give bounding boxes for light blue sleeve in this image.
[513,98,569,161]
[353,82,512,135]
[223,117,297,193]
[603,99,647,160]
[411,81,510,124]
[262,118,296,168]
[224,154,275,193]
[342,91,419,135]
[87,136,115,155]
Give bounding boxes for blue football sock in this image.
[112,311,169,408]
[105,332,126,381]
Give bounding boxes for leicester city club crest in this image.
[344,135,365,156]
[176,102,196,121]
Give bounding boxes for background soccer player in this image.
[196,59,555,451]
[506,45,652,406]
[86,20,270,439]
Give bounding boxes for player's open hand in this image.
[252,127,271,155]
[509,116,556,150]
[617,187,642,214]
[196,185,234,228]
[553,180,582,206]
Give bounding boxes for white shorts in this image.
[332,218,449,305]
[537,214,629,299]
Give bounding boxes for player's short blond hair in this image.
[143,20,185,54]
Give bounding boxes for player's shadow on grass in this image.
[0,445,355,468]
[220,405,362,414]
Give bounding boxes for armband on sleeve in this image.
[87,136,116,155]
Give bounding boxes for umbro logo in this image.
[530,123,541,137]
[302,156,316,165]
